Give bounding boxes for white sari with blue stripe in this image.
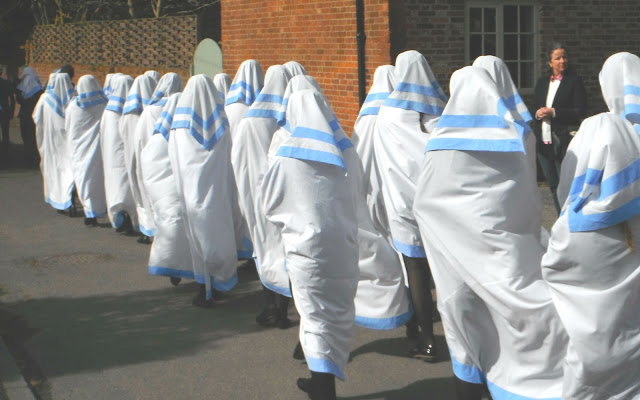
[32,72,76,210]
[352,64,395,238]
[542,53,640,400]
[100,74,138,229]
[226,60,264,259]
[17,67,42,100]
[65,75,108,218]
[122,75,157,234]
[142,93,194,281]
[415,66,566,399]
[262,89,359,380]
[213,73,231,104]
[131,73,183,237]
[231,65,292,296]
[168,74,237,300]
[373,50,446,257]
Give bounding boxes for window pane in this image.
[520,6,534,33]
[504,35,518,60]
[507,62,519,87]
[470,8,482,32]
[521,62,534,89]
[504,6,518,33]
[484,8,496,32]
[520,34,534,60]
[470,34,482,59]
[485,34,496,55]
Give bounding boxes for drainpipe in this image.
[356,0,366,107]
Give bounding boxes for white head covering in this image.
[283,61,307,77]
[277,89,352,170]
[245,65,291,120]
[75,74,108,109]
[599,52,640,124]
[358,65,395,118]
[103,73,121,96]
[275,75,323,127]
[43,73,76,118]
[105,75,133,114]
[225,59,264,107]
[17,67,43,99]
[384,50,447,115]
[154,92,182,141]
[426,66,527,153]
[473,55,533,124]
[213,73,232,102]
[148,73,183,106]
[144,70,161,85]
[172,74,228,151]
[123,74,156,115]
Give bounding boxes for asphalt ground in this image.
[0,117,558,399]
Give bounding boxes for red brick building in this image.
[221,0,640,130]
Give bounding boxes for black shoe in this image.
[84,217,98,226]
[297,377,313,394]
[169,277,181,286]
[297,372,336,400]
[293,342,304,360]
[256,306,279,327]
[192,285,214,308]
[409,343,437,363]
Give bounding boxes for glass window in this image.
[467,4,536,90]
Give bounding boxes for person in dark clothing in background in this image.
[59,63,75,83]
[0,68,16,148]
[15,66,43,167]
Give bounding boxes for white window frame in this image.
[465,1,538,94]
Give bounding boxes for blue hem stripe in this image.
[148,266,195,279]
[359,107,381,116]
[568,195,640,232]
[395,82,447,102]
[276,146,346,169]
[436,114,509,129]
[391,238,426,258]
[355,310,413,330]
[254,257,292,297]
[245,108,279,119]
[306,357,345,381]
[45,197,72,210]
[139,225,156,237]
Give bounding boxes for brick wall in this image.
[221,0,391,131]
[28,16,197,89]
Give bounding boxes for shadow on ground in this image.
[340,377,456,400]
[0,270,266,380]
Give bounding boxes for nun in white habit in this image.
[144,70,161,86]
[415,66,566,400]
[541,52,640,400]
[103,73,121,97]
[100,74,137,232]
[141,92,194,285]
[131,73,183,241]
[232,65,293,327]
[373,50,446,360]
[225,60,264,260]
[283,61,307,77]
[351,64,395,237]
[262,88,358,399]
[473,55,537,181]
[32,72,76,210]
[65,74,108,225]
[213,73,231,103]
[168,74,237,307]
[122,74,157,239]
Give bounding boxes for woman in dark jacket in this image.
[15,67,44,167]
[533,42,587,213]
